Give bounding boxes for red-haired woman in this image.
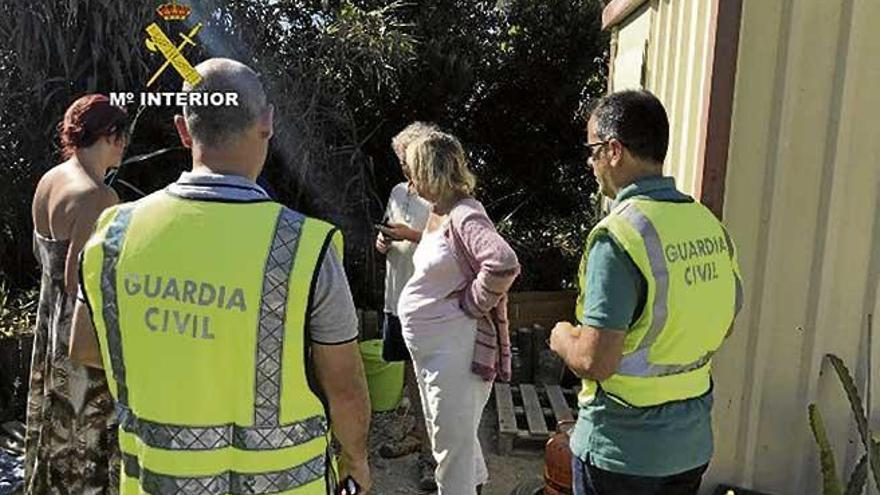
[25,94,127,494]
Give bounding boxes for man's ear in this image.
[259,104,274,140]
[608,138,625,167]
[174,115,193,148]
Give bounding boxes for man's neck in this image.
[190,162,254,181]
[191,146,260,181]
[612,164,664,197]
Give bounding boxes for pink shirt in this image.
[398,198,520,382]
[397,220,470,329]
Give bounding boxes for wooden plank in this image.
[495,383,518,434]
[514,406,553,416]
[545,385,574,422]
[518,431,552,442]
[520,384,549,436]
[494,383,517,454]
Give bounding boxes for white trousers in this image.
[405,319,493,495]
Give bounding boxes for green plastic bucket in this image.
[359,339,404,412]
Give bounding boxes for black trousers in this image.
[572,456,708,495]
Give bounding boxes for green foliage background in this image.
[0,0,608,309]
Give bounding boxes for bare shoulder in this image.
[32,168,56,235]
[33,164,63,200]
[32,164,73,229]
[42,162,108,202]
[70,181,119,210]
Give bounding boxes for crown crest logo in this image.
[156,1,191,21]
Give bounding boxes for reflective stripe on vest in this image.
[613,202,672,377]
[101,205,135,406]
[722,227,745,316]
[254,209,305,427]
[97,205,329,489]
[115,403,327,451]
[122,453,326,494]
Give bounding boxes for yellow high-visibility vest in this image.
[577,198,743,407]
[81,191,343,494]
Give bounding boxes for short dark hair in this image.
[183,58,267,148]
[591,90,669,164]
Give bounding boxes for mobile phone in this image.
[337,476,360,495]
[376,224,403,241]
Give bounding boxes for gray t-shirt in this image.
[310,244,359,344]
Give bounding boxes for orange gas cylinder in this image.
[543,420,576,495]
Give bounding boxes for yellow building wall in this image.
[608,1,880,493]
[610,0,717,197]
[713,0,880,493]
[611,3,651,92]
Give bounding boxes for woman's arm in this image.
[454,209,520,317]
[381,223,422,243]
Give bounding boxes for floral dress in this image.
[23,233,118,495]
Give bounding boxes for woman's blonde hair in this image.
[406,131,476,204]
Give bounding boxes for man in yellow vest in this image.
[550,90,743,495]
[69,58,372,494]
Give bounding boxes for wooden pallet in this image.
[494,383,578,454]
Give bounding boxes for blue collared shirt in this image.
[166,171,271,202]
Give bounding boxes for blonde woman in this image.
[397,132,520,494]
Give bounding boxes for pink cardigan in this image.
[445,198,520,382]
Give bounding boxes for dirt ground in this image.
[370,401,545,495]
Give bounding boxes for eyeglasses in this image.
[583,140,610,160]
